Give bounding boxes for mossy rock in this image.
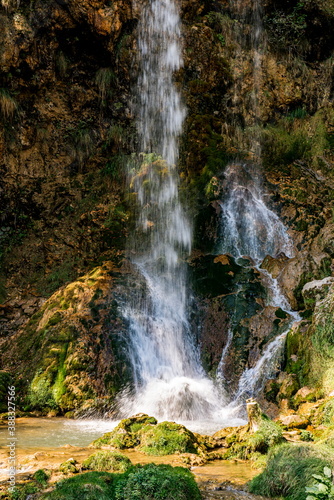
[92,416,204,457]
[138,421,200,456]
[92,414,158,449]
[82,451,132,472]
[59,459,79,475]
[1,262,128,413]
[214,412,284,461]
[293,386,321,407]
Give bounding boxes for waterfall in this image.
[217,163,293,263]
[118,0,227,423]
[216,163,300,405]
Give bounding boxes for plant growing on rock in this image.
[0,88,18,121]
[95,67,116,103]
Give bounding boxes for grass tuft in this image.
[248,443,334,500]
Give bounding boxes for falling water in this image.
[217,163,294,263]
[216,163,300,404]
[118,0,229,423]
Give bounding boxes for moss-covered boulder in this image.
[138,421,201,456]
[213,402,285,461]
[1,263,129,414]
[59,459,79,475]
[92,414,158,449]
[82,451,132,473]
[92,414,204,457]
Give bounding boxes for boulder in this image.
[279,414,309,429]
[293,386,319,406]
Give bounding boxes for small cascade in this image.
[216,163,300,406]
[217,163,293,263]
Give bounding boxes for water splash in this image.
[118,0,227,422]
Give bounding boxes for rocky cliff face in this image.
[1,0,334,414]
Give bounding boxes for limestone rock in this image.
[302,277,334,309]
[293,386,319,406]
[279,414,309,429]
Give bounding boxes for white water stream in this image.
[118,0,234,424]
[216,163,300,406]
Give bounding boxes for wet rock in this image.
[260,253,289,279]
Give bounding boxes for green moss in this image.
[33,469,51,485]
[59,459,79,475]
[92,415,158,449]
[82,452,132,473]
[139,421,198,456]
[52,343,68,404]
[28,376,57,411]
[41,465,201,500]
[41,472,114,499]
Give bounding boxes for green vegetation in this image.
[92,416,201,457]
[261,108,334,173]
[59,459,79,475]
[265,3,307,54]
[41,471,115,500]
[92,415,158,449]
[9,469,50,499]
[82,452,132,473]
[27,376,57,411]
[33,469,50,485]
[95,68,116,103]
[0,88,18,121]
[247,417,284,453]
[305,466,334,500]
[301,430,315,442]
[249,444,334,500]
[139,421,198,456]
[114,464,202,500]
[40,464,201,500]
[222,416,284,460]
